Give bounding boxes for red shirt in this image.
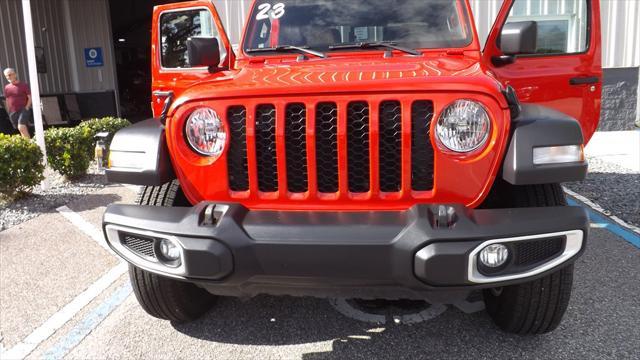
[4,82,30,113]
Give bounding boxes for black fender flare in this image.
[502,104,588,185]
[105,118,176,186]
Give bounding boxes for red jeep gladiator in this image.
[104,0,601,334]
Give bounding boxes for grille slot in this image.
[255,104,278,192]
[347,101,370,193]
[315,102,339,193]
[514,237,565,266]
[121,233,156,259]
[379,101,402,192]
[227,106,249,191]
[411,101,435,191]
[285,104,308,193]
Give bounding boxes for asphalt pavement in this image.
[1,185,639,360]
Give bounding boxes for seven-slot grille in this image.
[226,100,434,197]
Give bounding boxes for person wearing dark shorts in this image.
[3,68,32,139]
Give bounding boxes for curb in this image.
[563,187,640,235]
[564,187,640,249]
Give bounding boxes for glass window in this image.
[160,9,226,68]
[243,0,474,53]
[504,0,589,54]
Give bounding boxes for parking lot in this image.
[1,184,639,360]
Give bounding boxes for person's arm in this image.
[26,94,32,110]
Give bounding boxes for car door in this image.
[483,0,601,143]
[151,1,234,117]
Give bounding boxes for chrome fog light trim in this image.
[468,230,583,283]
[105,224,187,277]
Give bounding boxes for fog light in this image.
[158,238,181,262]
[533,145,584,165]
[479,244,509,268]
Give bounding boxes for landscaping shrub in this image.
[44,117,130,179]
[78,117,131,151]
[45,126,93,179]
[0,134,45,199]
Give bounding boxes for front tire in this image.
[481,182,575,334]
[129,264,216,323]
[129,180,216,322]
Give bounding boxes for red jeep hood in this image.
[174,55,507,108]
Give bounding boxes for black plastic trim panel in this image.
[105,118,175,186]
[503,104,588,185]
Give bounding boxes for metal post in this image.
[636,67,640,128]
[21,0,47,163]
[104,0,122,118]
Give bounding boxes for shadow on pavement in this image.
[169,229,640,359]
[172,295,549,359]
[67,192,123,212]
[5,192,121,215]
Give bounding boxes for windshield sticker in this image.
[256,3,286,20]
[354,27,368,41]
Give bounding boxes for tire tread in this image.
[483,183,575,334]
[128,180,215,323]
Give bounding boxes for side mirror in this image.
[187,37,221,70]
[499,21,538,55]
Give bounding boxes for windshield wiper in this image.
[245,45,327,58]
[328,41,421,56]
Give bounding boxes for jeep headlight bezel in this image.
[435,99,491,153]
[184,107,227,159]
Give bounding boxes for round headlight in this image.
[436,100,490,152]
[185,107,227,157]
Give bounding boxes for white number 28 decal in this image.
[256,3,286,20]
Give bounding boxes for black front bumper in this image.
[103,203,588,302]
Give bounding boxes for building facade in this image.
[0,0,118,121]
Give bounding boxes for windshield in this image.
[243,0,474,54]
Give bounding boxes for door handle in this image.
[491,55,516,67]
[569,76,599,85]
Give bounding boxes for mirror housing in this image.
[187,37,221,70]
[499,21,538,55]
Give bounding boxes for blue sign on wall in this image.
[84,47,104,67]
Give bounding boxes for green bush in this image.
[78,117,131,151]
[45,126,93,179]
[0,134,45,199]
[44,117,130,179]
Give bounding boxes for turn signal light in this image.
[533,145,584,165]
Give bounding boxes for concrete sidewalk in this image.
[586,129,640,172]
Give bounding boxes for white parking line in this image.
[0,205,128,360]
[123,184,141,193]
[56,205,115,255]
[0,263,127,360]
[564,187,640,235]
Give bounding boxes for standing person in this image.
[3,68,32,139]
